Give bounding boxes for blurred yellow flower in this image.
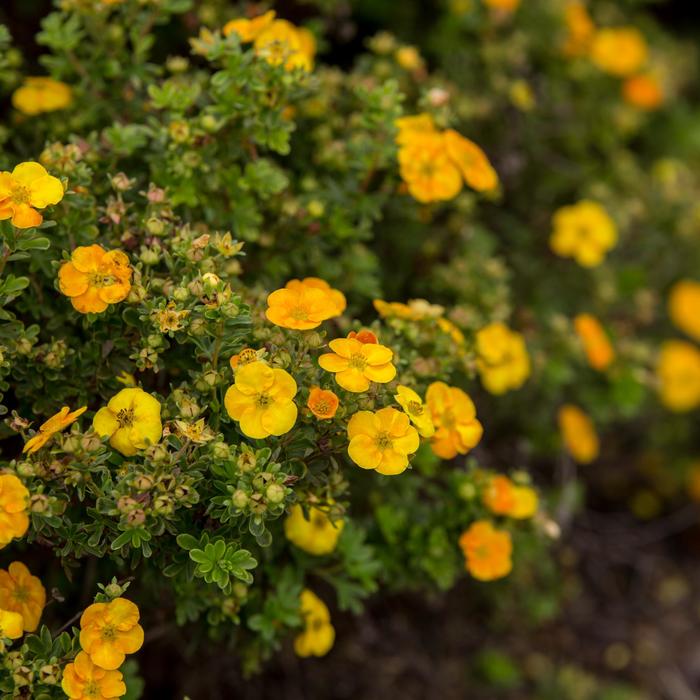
[284,504,344,555]
[562,2,595,57]
[550,200,617,267]
[319,337,396,392]
[475,322,530,394]
[574,313,615,371]
[23,405,87,454]
[668,280,700,342]
[224,361,298,438]
[395,45,424,71]
[394,385,435,437]
[483,0,520,12]
[558,404,599,464]
[510,485,539,519]
[0,475,29,550]
[347,407,419,475]
[590,27,648,77]
[459,521,513,581]
[12,77,72,116]
[0,162,64,229]
[482,475,538,519]
[0,610,23,641]
[61,651,126,700]
[395,113,437,146]
[0,562,46,632]
[254,19,316,72]
[426,382,483,459]
[223,10,276,42]
[444,129,499,192]
[294,589,334,657]
[656,340,700,412]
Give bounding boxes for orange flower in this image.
[266,279,345,330]
[574,313,615,371]
[23,405,87,454]
[62,651,126,700]
[58,245,132,314]
[307,387,339,419]
[0,562,46,632]
[482,475,516,515]
[0,162,64,228]
[459,521,513,581]
[347,329,378,344]
[558,404,599,464]
[426,382,483,459]
[444,129,499,193]
[623,74,664,111]
[319,337,396,392]
[0,475,29,549]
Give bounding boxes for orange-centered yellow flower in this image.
[574,313,615,371]
[79,598,144,671]
[319,338,396,392]
[0,162,63,228]
[224,361,298,439]
[394,385,434,437]
[656,340,700,413]
[0,609,23,641]
[62,651,126,700]
[12,77,72,116]
[590,27,648,77]
[93,387,163,456]
[459,521,513,581]
[0,475,29,550]
[23,405,87,454]
[294,589,335,657]
[306,387,339,420]
[266,279,344,330]
[668,280,700,342]
[550,200,617,268]
[284,504,344,555]
[475,322,531,395]
[347,407,419,475]
[0,562,46,632]
[623,74,664,111]
[426,382,483,459]
[443,129,499,193]
[59,245,132,314]
[558,404,599,464]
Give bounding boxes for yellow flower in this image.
[0,562,46,632]
[23,405,87,454]
[0,475,29,549]
[0,162,64,229]
[230,347,266,371]
[482,475,538,519]
[294,589,335,657]
[253,19,316,72]
[426,382,483,459]
[373,298,444,321]
[573,313,615,371]
[394,385,434,437]
[443,129,499,193]
[174,419,215,444]
[623,73,664,111]
[510,486,539,519]
[59,245,133,314]
[668,280,700,342]
[224,361,297,439]
[79,597,144,670]
[484,0,520,11]
[152,302,189,333]
[395,46,424,71]
[307,387,339,420]
[398,131,462,203]
[395,113,437,146]
[459,521,513,581]
[93,388,163,456]
[558,404,599,464]
[12,77,72,116]
[266,279,344,330]
[319,338,396,392]
[223,10,276,42]
[562,2,595,57]
[590,27,648,77]
[475,322,531,395]
[656,340,700,413]
[61,651,126,700]
[347,407,419,475]
[437,317,466,345]
[550,200,617,267]
[284,504,344,555]
[0,610,23,641]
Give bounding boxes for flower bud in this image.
[232,489,249,509]
[265,483,285,504]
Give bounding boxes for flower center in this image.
[84,680,100,697]
[88,272,117,288]
[239,348,257,363]
[116,407,135,428]
[257,393,272,408]
[101,624,117,641]
[348,353,367,371]
[441,409,456,429]
[313,399,330,415]
[13,585,28,602]
[10,183,31,205]
[419,160,436,178]
[407,400,423,416]
[310,617,325,631]
[290,304,310,321]
[375,431,393,451]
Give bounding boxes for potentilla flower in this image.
[562,2,595,57]
[0,162,64,228]
[394,385,434,437]
[0,475,29,549]
[550,200,617,267]
[590,27,648,77]
[306,387,339,420]
[230,347,266,371]
[224,361,298,439]
[668,280,700,342]
[557,404,599,464]
[510,485,538,519]
[93,388,163,456]
[347,329,378,344]
[223,10,276,42]
[319,338,396,392]
[0,609,23,641]
[266,279,344,330]
[23,405,87,454]
[252,18,316,72]
[623,73,664,111]
[61,651,126,700]
[426,382,483,459]
[59,245,133,314]
[656,340,700,412]
[443,130,499,193]
[0,562,46,632]
[174,418,215,444]
[294,589,335,657]
[285,278,346,316]
[373,298,444,321]
[395,113,437,146]
[284,504,344,555]
[12,77,72,116]
[482,475,516,515]
[459,521,513,581]
[152,302,189,333]
[347,407,419,475]
[475,322,531,395]
[573,313,615,371]
[79,597,144,670]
